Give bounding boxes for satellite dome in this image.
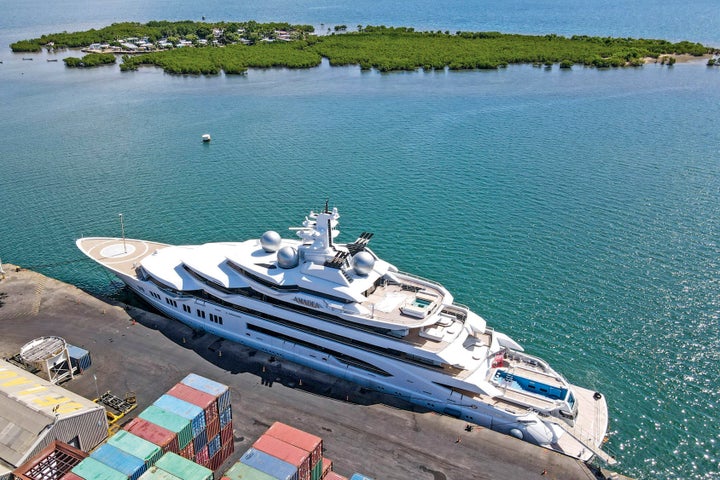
[277,246,299,269]
[261,230,281,252]
[352,251,375,276]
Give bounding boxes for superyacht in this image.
[77,205,612,463]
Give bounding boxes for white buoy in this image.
[202,134,211,142]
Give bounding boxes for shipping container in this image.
[194,444,210,467]
[265,422,323,469]
[219,406,232,428]
[349,474,374,480]
[207,433,222,458]
[178,440,194,461]
[179,374,230,412]
[153,394,206,437]
[253,435,310,480]
[224,461,277,480]
[155,452,213,480]
[67,345,92,373]
[124,417,180,454]
[137,466,183,480]
[192,428,208,453]
[107,430,163,467]
[321,458,333,478]
[240,448,298,480]
[208,448,227,473]
[167,382,219,423]
[310,461,322,480]
[322,473,348,480]
[220,423,233,446]
[139,405,193,450]
[91,443,147,480]
[206,416,220,441]
[71,457,127,480]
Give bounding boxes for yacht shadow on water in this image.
[116,287,430,413]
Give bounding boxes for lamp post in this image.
[93,374,100,400]
[119,213,127,253]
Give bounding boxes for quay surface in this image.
[0,265,625,480]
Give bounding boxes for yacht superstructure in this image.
[77,205,612,464]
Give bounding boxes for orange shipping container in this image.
[265,422,323,468]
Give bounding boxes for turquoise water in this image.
[2,2,720,478]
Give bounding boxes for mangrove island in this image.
[10,21,716,74]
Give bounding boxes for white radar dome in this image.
[277,246,299,269]
[352,251,375,276]
[261,230,282,252]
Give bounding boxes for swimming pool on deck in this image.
[494,370,575,407]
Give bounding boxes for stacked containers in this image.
[253,435,311,480]
[178,373,234,471]
[90,444,147,480]
[239,448,298,480]
[138,405,194,457]
[154,452,213,480]
[124,417,180,455]
[107,431,163,468]
[265,422,323,480]
[321,458,333,478]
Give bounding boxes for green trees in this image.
[63,53,116,67]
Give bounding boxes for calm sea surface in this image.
[1,1,719,478]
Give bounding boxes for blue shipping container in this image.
[240,448,298,480]
[207,434,221,459]
[67,344,92,372]
[349,475,375,480]
[91,444,147,480]
[180,373,230,411]
[192,429,208,453]
[219,407,232,428]
[153,394,206,437]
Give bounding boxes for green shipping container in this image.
[72,457,128,480]
[139,405,194,449]
[224,461,278,480]
[108,430,163,467]
[155,452,213,480]
[311,461,323,480]
[138,466,184,480]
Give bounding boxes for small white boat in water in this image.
[202,134,211,142]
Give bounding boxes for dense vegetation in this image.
[11,22,712,74]
[120,41,321,74]
[63,53,116,67]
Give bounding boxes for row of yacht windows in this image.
[145,275,449,373]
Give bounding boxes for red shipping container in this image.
[167,382,219,423]
[195,444,210,467]
[179,439,194,460]
[253,434,311,480]
[266,422,323,468]
[124,417,180,454]
[323,473,348,480]
[220,423,233,446]
[220,439,234,458]
[207,416,220,442]
[321,457,333,477]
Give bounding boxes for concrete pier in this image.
[0,265,626,480]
